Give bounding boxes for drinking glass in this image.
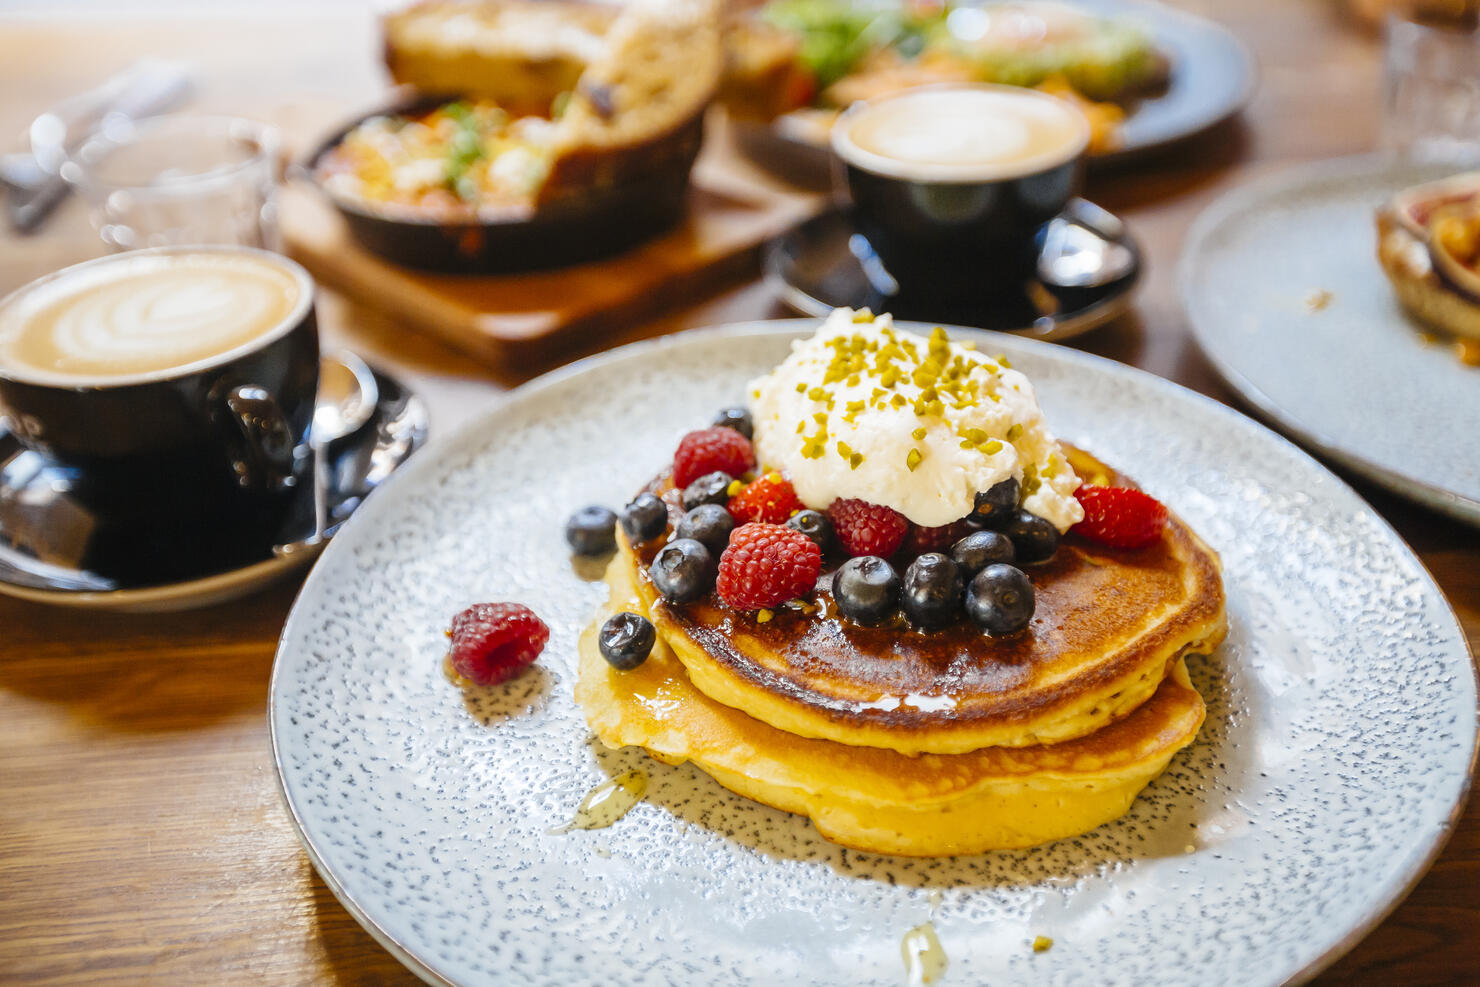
[60,114,281,251]
[1383,7,1480,157]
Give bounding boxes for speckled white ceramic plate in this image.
[1181,154,1480,527]
[270,322,1476,987]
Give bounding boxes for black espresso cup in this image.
[832,84,1091,300]
[0,246,319,584]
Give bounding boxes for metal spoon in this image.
[2,61,192,234]
[277,352,378,557]
[1037,199,1137,289]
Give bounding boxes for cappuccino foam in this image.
[834,86,1089,182]
[0,250,305,386]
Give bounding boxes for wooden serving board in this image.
[279,117,824,370]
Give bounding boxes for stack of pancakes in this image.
[576,448,1227,856]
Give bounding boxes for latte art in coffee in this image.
[833,86,1089,182]
[0,252,303,385]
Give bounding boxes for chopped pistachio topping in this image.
[756,609,773,623]
[1022,463,1041,496]
[906,448,923,472]
[779,321,1044,471]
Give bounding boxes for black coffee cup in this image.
[0,246,319,584]
[832,84,1090,300]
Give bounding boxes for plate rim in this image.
[270,318,1477,987]
[1178,151,1480,528]
[1091,0,1258,164]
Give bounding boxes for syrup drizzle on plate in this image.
[901,922,948,984]
[549,770,648,834]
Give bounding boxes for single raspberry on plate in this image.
[1072,485,1168,548]
[828,498,909,557]
[900,520,971,558]
[447,603,549,685]
[729,472,805,525]
[672,427,755,489]
[716,522,822,610]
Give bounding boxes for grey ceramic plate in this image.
[1181,154,1480,527]
[270,322,1475,986]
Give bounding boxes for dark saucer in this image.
[0,364,427,610]
[764,200,1140,339]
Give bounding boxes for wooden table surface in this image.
[0,2,1475,984]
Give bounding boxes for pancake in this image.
[577,556,1207,856]
[625,449,1226,755]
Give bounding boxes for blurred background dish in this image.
[727,0,1255,185]
[301,0,721,272]
[303,91,704,272]
[1181,154,1480,527]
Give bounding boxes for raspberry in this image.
[828,499,909,557]
[1072,485,1168,549]
[729,472,804,525]
[716,522,822,610]
[672,427,754,489]
[447,603,549,685]
[900,520,970,558]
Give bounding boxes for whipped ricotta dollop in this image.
[748,309,1084,531]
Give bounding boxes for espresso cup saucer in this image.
[0,362,427,613]
[764,199,1141,341]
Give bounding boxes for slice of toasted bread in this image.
[1377,208,1480,341]
[717,16,815,120]
[383,0,616,116]
[541,0,722,201]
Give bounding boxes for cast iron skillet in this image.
[299,91,703,274]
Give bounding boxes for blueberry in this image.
[598,612,656,670]
[682,471,733,511]
[676,504,734,555]
[1000,509,1059,564]
[648,538,714,603]
[901,553,964,630]
[970,477,1020,528]
[786,509,838,555]
[712,406,754,440]
[966,563,1035,635]
[620,492,668,543]
[950,530,1015,574]
[565,504,617,556]
[832,556,900,624]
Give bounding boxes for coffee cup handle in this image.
[220,384,297,493]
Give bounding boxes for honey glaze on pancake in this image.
[627,448,1226,754]
[576,557,1209,855]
